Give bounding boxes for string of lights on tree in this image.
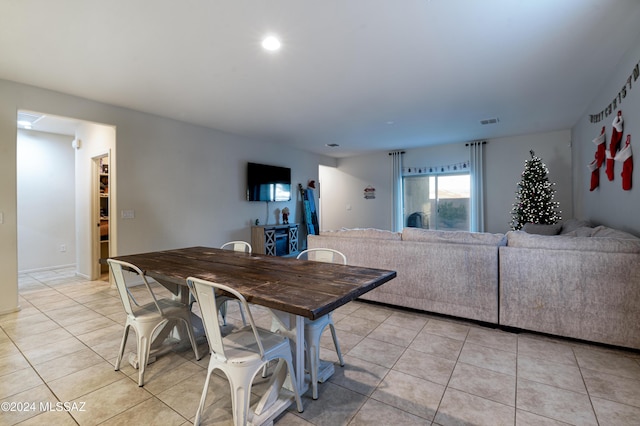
[510,150,562,230]
[403,161,469,175]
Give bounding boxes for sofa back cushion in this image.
[506,230,640,253]
[560,218,592,234]
[319,228,402,240]
[590,225,639,240]
[402,228,505,246]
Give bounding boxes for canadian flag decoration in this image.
[614,135,633,190]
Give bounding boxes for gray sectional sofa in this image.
[307,220,640,350]
[308,227,505,324]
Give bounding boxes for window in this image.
[403,173,470,231]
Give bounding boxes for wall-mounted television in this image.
[246,162,291,202]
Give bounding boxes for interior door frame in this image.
[91,151,111,281]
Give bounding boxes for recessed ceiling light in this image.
[261,36,281,51]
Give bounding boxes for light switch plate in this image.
[121,210,135,219]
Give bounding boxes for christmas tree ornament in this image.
[614,135,633,190]
[606,111,624,181]
[510,150,562,230]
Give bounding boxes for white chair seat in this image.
[135,298,189,318]
[217,326,291,362]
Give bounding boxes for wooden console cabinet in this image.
[251,223,299,256]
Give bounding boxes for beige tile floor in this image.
[1,267,640,425]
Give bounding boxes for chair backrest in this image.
[186,277,264,360]
[107,259,163,317]
[296,248,347,265]
[220,241,252,254]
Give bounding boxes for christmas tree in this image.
[510,150,562,230]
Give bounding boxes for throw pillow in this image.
[522,223,562,236]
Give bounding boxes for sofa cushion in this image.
[402,227,505,246]
[523,222,562,235]
[590,225,639,240]
[562,226,596,237]
[506,230,640,253]
[560,218,592,234]
[319,228,402,240]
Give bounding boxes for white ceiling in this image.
[3,1,640,157]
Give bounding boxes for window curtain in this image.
[390,151,405,232]
[468,141,486,232]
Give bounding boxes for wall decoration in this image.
[364,186,376,199]
[589,61,639,123]
[588,126,606,191]
[614,135,633,190]
[606,111,624,181]
[403,161,468,176]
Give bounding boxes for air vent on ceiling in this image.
[480,117,500,125]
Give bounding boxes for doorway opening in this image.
[16,110,116,285]
[94,154,111,281]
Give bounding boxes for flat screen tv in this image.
[246,162,292,202]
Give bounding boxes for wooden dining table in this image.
[112,246,396,424]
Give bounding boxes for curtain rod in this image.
[465,141,487,146]
[388,151,406,155]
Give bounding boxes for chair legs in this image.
[329,321,345,367]
[231,370,256,426]
[194,367,213,426]
[136,333,152,387]
[176,312,202,361]
[115,317,201,387]
[114,321,154,387]
[194,359,303,426]
[306,314,344,400]
[114,323,131,372]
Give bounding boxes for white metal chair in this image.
[187,277,303,426]
[220,240,252,253]
[108,259,202,387]
[218,241,252,326]
[296,248,346,399]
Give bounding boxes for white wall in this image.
[0,83,20,314]
[0,78,336,314]
[17,130,75,272]
[113,109,334,254]
[319,154,393,231]
[572,28,640,235]
[74,121,116,279]
[320,130,573,235]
